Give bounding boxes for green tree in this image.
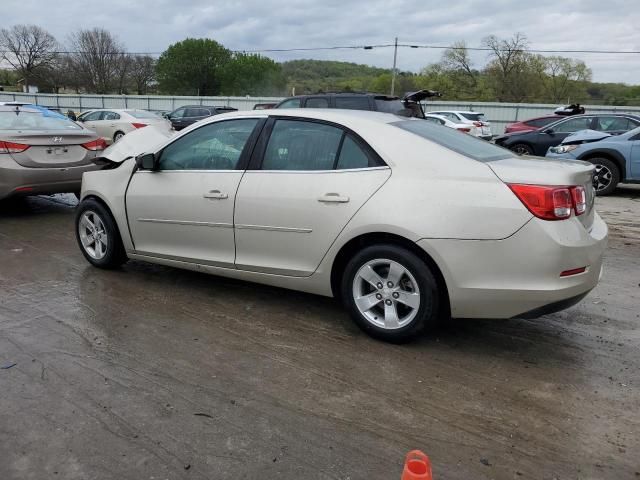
[156,38,231,95]
[221,53,285,96]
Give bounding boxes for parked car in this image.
[75,109,606,342]
[274,90,441,118]
[0,102,68,119]
[546,127,640,195]
[426,110,492,140]
[424,113,478,133]
[165,105,238,131]
[504,115,562,134]
[494,114,640,156]
[0,105,106,200]
[77,109,171,144]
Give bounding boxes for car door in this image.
[169,107,187,130]
[125,118,262,266]
[97,111,121,142]
[535,116,595,155]
[79,110,105,136]
[594,116,638,136]
[234,117,391,276]
[630,131,640,179]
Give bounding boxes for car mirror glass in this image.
[136,153,156,170]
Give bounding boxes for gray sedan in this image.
[0,105,105,200]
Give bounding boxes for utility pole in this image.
[390,37,398,96]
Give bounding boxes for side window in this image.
[262,120,343,171]
[597,117,631,132]
[184,108,203,118]
[83,111,104,121]
[336,135,371,170]
[425,117,444,125]
[277,98,301,109]
[334,96,371,111]
[103,111,120,121]
[554,117,592,133]
[171,108,186,119]
[196,108,212,117]
[158,119,258,171]
[304,97,329,108]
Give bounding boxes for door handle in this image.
[203,190,228,200]
[318,193,350,203]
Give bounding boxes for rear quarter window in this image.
[391,120,511,162]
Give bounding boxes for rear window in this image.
[460,112,485,121]
[334,96,371,111]
[0,110,82,130]
[125,110,158,119]
[391,120,511,162]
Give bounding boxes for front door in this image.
[126,118,261,266]
[630,137,640,179]
[534,116,595,155]
[234,118,391,276]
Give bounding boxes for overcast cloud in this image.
[5,0,640,83]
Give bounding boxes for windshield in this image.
[460,112,485,121]
[391,119,511,162]
[125,110,158,119]
[0,110,82,130]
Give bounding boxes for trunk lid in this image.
[5,130,98,168]
[488,156,596,229]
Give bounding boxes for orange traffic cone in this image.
[401,450,433,480]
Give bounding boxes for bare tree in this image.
[129,55,156,94]
[482,33,533,101]
[114,53,132,94]
[69,28,126,94]
[0,24,57,92]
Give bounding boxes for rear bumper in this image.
[417,212,608,319]
[0,159,100,200]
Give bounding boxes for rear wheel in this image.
[113,131,125,143]
[341,245,439,343]
[75,198,127,268]
[589,157,620,196]
[510,143,534,155]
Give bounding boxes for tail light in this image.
[457,127,471,133]
[508,184,587,221]
[0,140,30,153]
[131,123,147,129]
[81,138,107,151]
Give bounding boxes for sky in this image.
[4,0,640,84]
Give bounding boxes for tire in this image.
[510,143,534,155]
[75,198,127,269]
[588,157,620,196]
[113,131,125,143]
[341,244,440,343]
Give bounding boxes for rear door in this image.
[594,116,640,136]
[630,133,640,179]
[234,117,390,276]
[125,118,262,265]
[95,111,121,142]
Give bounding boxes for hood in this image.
[100,126,174,163]
[560,129,611,145]
[403,89,442,102]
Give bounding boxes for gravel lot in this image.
[1,186,639,480]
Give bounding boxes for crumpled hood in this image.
[101,126,174,163]
[560,129,612,145]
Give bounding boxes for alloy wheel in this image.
[593,164,613,192]
[352,258,421,330]
[78,210,108,260]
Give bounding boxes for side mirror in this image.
[542,128,554,134]
[136,153,157,171]
[76,117,84,122]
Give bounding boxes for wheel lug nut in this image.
[392,292,399,299]
[387,281,393,287]
[385,299,392,306]
[376,293,382,300]
[377,283,383,289]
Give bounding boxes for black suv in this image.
[274,90,440,118]
[165,105,238,131]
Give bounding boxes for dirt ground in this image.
[1,186,639,480]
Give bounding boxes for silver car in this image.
[0,105,105,200]
[75,110,607,342]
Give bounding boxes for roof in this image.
[212,108,407,125]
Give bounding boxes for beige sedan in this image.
[77,109,171,144]
[75,110,607,342]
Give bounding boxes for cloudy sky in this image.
[5,0,640,83]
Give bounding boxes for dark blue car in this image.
[546,127,640,195]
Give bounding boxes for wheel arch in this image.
[330,232,450,317]
[578,149,627,181]
[79,194,128,247]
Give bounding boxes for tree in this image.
[129,55,156,94]
[0,25,57,92]
[69,28,126,94]
[542,56,592,103]
[482,33,533,101]
[221,53,285,96]
[440,41,478,97]
[156,38,231,95]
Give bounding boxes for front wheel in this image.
[75,198,127,268]
[589,157,620,196]
[510,143,534,155]
[341,245,440,343]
